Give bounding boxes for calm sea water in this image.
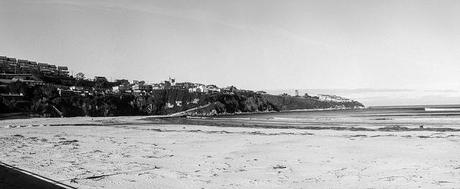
[221,104,460,119]
[215,105,460,129]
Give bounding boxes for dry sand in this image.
[1,116,460,188]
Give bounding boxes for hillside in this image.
[262,94,364,111]
[0,82,363,118]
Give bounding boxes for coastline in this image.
[1,116,460,188]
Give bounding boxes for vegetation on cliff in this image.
[0,81,363,117]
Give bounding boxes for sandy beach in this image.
[1,115,460,188]
[4,0,460,188]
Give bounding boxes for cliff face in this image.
[0,82,364,117]
[185,91,364,116]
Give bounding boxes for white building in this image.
[317,94,352,102]
[188,85,208,93]
[112,86,119,93]
[69,86,84,91]
[206,85,221,93]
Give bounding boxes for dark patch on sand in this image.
[147,117,460,132]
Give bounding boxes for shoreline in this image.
[150,117,460,132]
[1,116,460,188]
[0,106,365,121]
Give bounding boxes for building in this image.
[112,86,120,93]
[58,66,69,76]
[0,56,18,73]
[18,60,37,74]
[0,73,43,85]
[0,56,72,79]
[132,83,152,92]
[115,79,129,86]
[188,84,207,93]
[222,86,238,93]
[206,84,221,93]
[317,94,352,102]
[69,86,84,91]
[38,63,54,75]
[175,82,192,89]
[140,84,152,92]
[152,83,162,90]
[57,88,77,97]
[94,76,108,82]
[164,80,172,89]
[169,77,176,86]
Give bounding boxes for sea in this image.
[214,104,460,130]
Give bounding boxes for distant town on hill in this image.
[0,55,364,118]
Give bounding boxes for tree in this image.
[75,72,85,80]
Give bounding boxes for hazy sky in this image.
[1,0,460,95]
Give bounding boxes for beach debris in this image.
[378,125,410,131]
[84,174,111,181]
[58,139,79,145]
[434,180,451,185]
[73,165,163,182]
[273,165,286,169]
[373,117,392,120]
[70,178,78,183]
[349,134,367,138]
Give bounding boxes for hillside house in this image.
[206,84,221,93]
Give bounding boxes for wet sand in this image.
[1,116,460,188]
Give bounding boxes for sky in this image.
[1,0,460,105]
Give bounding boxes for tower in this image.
[169,77,176,86]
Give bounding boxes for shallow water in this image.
[212,105,460,129]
